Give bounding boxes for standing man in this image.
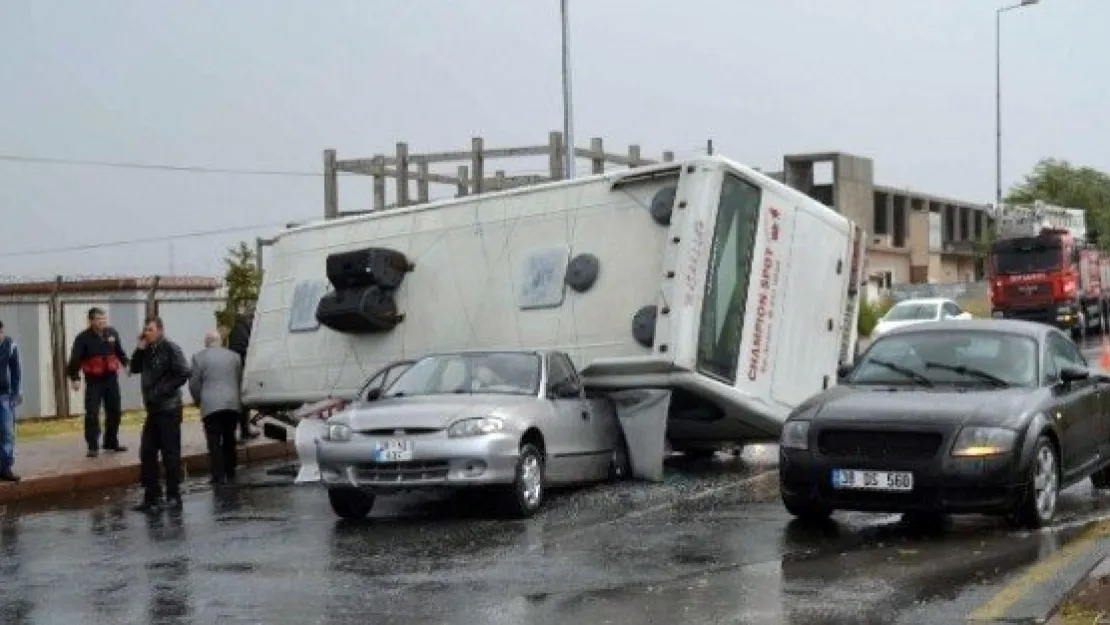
[129,316,191,513]
[188,331,242,485]
[0,320,22,483]
[226,307,259,443]
[67,307,130,458]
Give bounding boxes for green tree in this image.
[215,241,261,331]
[1005,158,1110,248]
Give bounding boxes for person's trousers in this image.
[239,408,251,438]
[85,376,123,451]
[0,395,14,473]
[139,405,183,504]
[203,409,239,482]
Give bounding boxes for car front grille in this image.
[356,427,442,436]
[354,460,450,483]
[817,429,943,461]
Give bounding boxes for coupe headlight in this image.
[447,417,505,438]
[322,423,352,442]
[780,421,810,450]
[951,426,1017,457]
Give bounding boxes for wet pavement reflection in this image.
[3,443,1110,624]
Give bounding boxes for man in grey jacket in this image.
[189,331,243,485]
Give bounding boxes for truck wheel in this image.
[499,443,545,518]
[327,488,375,520]
[1092,466,1110,490]
[782,494,833,522]
[1009,436,1059,529]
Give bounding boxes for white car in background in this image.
[871,297,972,338]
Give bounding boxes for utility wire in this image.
[0,154,354,177]
[0,220,301,258]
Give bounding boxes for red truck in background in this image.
[988,202,1107,338]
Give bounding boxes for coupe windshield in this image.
[385,352,541,397]
[850,330,1038,387]
[883,302,939,322]
[991,238,1062,275]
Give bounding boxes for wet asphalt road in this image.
[4,447,1110,625]
[3,344,1109,625]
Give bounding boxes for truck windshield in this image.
[696,173,761,383]
[991,239,1062,275]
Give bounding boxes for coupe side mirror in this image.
[1059,365,1091,384]
[365,387,383,401]
[549,380,582,399]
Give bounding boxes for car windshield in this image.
[384,352,541,397]
[883,302,939,322]
[849,330,1038,387]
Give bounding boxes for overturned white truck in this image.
[243,155,867,482]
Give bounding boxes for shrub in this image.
[857,292,893,337]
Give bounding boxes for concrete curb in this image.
[0,441,296,505]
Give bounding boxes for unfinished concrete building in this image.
[771,152,993,290]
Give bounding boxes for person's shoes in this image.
[132,500,161,513]
[104,445,129,453]
[165,496,183,511]
[86,449,99,458]
[0,471,21,483]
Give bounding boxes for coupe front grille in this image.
[817,430,943,461]
[355,460,449,483]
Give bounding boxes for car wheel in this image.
[608,435,632,482]
[1091,466,1110,490]
[327,488,375,520]
[1011,436,1060,529]
[782,494,833,522]
[499,443,545,518]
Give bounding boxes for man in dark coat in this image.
[226,309,258,443]
[129,315,191,513]
[67,307,130,458]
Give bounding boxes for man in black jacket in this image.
[67,307,131,458]
[226,309,259,443]
[129,315,191,513]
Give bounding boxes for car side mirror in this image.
[365,387,382,401]
[836,363,854,379]
[1059,365,1090,384]
[549,380,581,399]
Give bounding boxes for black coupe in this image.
[778,319,1110,528]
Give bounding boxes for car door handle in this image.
[581,410,590,420]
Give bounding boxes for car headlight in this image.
[447,417,505,438]
[322,423,352,442]
[951,426,1017,457]
[780,421,810,450]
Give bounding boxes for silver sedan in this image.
[315,350,631,519]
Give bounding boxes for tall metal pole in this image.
[995,0,1040,211]
[560,0,576,179]
[995,8,1002,209]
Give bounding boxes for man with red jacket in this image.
[67,307,130,458]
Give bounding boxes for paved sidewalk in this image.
[0,419,294,505]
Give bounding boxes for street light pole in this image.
[560,0,576,180]
[996,0,1039,210]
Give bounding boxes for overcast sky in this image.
[1,0,1104,279]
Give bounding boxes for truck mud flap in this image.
[294,419,328,484]
[609,388,672,483]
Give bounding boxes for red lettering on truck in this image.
[747,207,782,381]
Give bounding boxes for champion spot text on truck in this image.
[67,307,131,458]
